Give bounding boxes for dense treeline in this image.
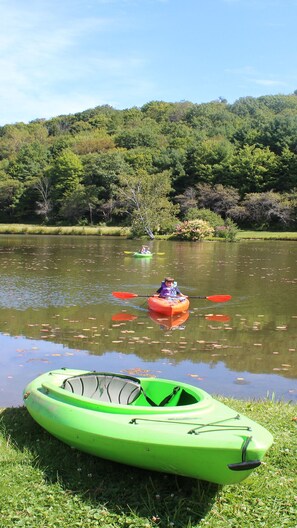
[1,93,297,234]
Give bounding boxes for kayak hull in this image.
[23,369,273,485]
[133,252,152,258]
[148,295,190,316]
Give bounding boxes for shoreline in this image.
[0,223,296,239]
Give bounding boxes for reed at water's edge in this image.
[0,223,297,239]
[1,398,296,528]
[0,224,130,236]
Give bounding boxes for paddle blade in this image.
[124,251,134,254]
[206,295,232,303]
[112,291,138,299]
[112,313,138,321]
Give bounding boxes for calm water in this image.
[0,235,296,407]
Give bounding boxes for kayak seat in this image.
[63,374,141,405]
[63,374,198,407]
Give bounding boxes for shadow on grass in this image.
[1,406,219,527]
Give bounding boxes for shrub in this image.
[173,219,214,241]
[185,207,224,227]
[214,218,239,241]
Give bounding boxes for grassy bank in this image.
[0,223,296,239]
[0,224,130,236]
[1,398,296,528]
[236,230,297,240]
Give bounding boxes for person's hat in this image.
[165,277,174,282]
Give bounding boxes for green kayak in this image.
[23,369,273,485]
[133,252,153,258]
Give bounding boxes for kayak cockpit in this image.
[62,372,199,408]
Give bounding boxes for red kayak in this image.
[147,295,190,316]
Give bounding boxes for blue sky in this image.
[1,0,297,125]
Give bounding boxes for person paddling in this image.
[156,277,184,300]
[140,245,151,254]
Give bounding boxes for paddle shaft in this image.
[112,292,231,303]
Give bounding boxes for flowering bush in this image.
[173,219,214,241]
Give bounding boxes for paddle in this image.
[112,292,232,303]
[124,251,165,255]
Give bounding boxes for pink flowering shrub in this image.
[173,219,214,241]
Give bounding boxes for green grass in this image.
[236,231,297,240]
[0,224,130,236]
[0,223,296,240]
[1,399,296,528]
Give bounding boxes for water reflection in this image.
[0,235,296,406]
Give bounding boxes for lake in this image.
[0,235,296,407]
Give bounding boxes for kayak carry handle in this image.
[228,435,261,471]
[228,460,261,471]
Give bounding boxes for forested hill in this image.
[0,93,297,231]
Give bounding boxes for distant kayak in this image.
[148,295,190,316]
[133,252,153,258]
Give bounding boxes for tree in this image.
[115,126,160,150]
[59,184,100,224]
[184,137,234,189]
[115,169,179,239]
[34,176,52,223]
[236,191,292,229]
[175,187,197,217]
[195,183,240,217]
[229,145,278,193]
[0,171,24,220]
[50,149,83,208]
